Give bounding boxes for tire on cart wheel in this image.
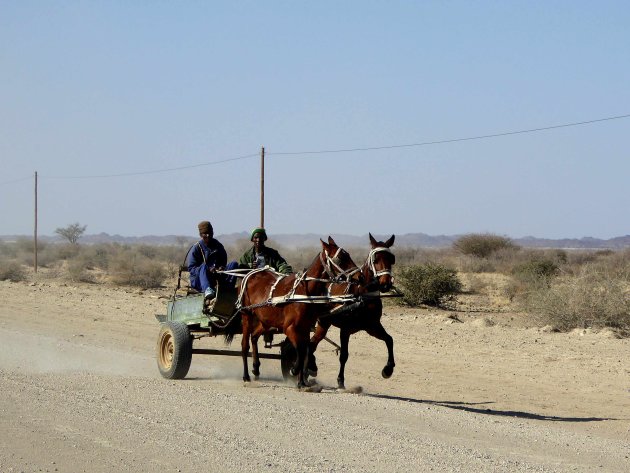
[280,338,297,381]
[157,321,193,379]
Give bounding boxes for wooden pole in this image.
[34,171,38,273]
[260,146,265,228]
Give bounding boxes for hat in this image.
[198,221,213,235]
[250,227,267,241]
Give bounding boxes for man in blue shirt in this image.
[186,220,228,299]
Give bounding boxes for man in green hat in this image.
[238,227,293,274]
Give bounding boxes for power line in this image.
[2,113,628,183]
[267,113,630,157]
[41,153,260,179]
[0,175,33,186]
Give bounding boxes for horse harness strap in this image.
[321,247,360,281]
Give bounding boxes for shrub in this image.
[66,258,95,283]
[512,259,559,286]
[396,263,462,307]
[0,241,17,258]
[453,233,518,258]
[524,265,630,331]
[79,244,112,270]
[0,259,26,282]
[109,251,167,288]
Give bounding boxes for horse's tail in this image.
[223,312,242,345]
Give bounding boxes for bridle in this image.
[366,247,394,279]
[320,246,361,282]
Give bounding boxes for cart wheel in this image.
[157,322,192,379]
[280,338,297,380]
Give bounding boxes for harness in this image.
[226,246,360,312]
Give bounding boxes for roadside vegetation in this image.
[1,233,628,333]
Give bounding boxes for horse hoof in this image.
[308,369,318,377]
[243,376,251,383]
[300,384,323,393]
[382,366,394,378]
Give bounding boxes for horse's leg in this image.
[337,329,350,390]
[251,331,261,379]
[241,313,252,382]
[307,320,332,377]
[365,320,395,379]
[286,324,308,388]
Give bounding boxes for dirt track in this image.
[1,279,629,472]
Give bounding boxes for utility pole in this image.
[34,171,38,273]
[260,146,265,228]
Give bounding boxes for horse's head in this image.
[366,233,396,292]
[320,236,362,283]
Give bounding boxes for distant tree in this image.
[453,233,518,258]
[55,223,87,244]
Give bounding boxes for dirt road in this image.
[1,279,628,472]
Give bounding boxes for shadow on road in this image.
[362,392,621,423]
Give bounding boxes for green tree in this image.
[55,222,87,244]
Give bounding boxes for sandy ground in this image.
[0,276,629,472]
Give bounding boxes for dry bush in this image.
[458,255,496,273]
[453,233,519,258]
[0,241,18,258]
[0,258,26,282]
[109,250,167,288]
[463,273,489,294]
[78,244,113,270]
[66,259,95,283]
[524,264,630,331]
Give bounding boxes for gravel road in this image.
[1,280,628,472]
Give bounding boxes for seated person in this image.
[187,220,227,299]
[239,227,293,274]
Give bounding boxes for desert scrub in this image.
[453,233,519,259]
[512,259,559,286]
[524,264,630,331]
[109,250,167,288]
[0,258,26,282]
[396,263,462,307]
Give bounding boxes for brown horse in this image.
[228,237,361,388]
[308,233,396,389]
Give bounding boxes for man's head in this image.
[198,221,213,244]
[250,227,267,252]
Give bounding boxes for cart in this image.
[155,267,297,380]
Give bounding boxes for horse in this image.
[307,233,396,389]
[226,236,361,388]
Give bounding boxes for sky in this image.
[1,1,629,240]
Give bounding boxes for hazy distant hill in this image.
[2,232,629,249]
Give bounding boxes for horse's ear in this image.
[328,236,337,247]
[320,238,330,251]
[385,234,395,248]
[369,233,377,248]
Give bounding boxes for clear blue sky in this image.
[1,1,629,240]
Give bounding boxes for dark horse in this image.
[227,237,361,388]
[307,233,396,389]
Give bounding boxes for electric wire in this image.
[268,113,630,157]
[0,175,33,186]
[2,113,628,184]
[41,153,259,180]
